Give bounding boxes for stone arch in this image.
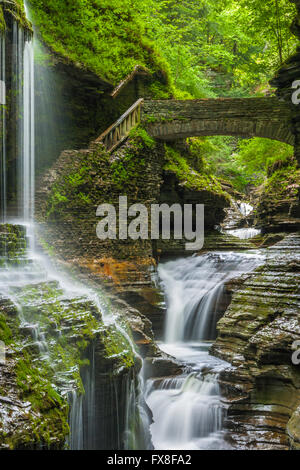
[142,98,294,146]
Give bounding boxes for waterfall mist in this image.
[0,33,6,222]
[159,252,263,343]
[0,5,149,450]
[145,250,264,450]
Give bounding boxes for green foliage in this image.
[27,0,171,87]
[164,144,228,196]
[146,0,297,97]
[237,138,294,181]
[129,126,155,149]
[200,136,294,192]
[46,187,68,218]
[264,160,300,197]
[0,313,13,344]
[111,151,147,190]
[27,1,298,198]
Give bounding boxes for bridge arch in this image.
[142,98,294,146]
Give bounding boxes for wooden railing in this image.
[94,98,144,152]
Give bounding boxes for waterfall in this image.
[68,391,84,450]
[146,250,264,450]
[0,11,147,451]
[0,33,6,223]
[225,228,261,240]
[146,373,226,450]
[159,252,263,343]
[23,39,35,223]
[238,202,253,217]
[3,21,35,222]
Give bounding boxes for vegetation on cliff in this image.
[24,0,298,195]
[0,0,32,31]
[27,0,172,90]
[164,143,229,198]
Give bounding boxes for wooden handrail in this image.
[94,98,144,152]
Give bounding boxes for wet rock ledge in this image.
[211,233,300,450]
[0,224,139,450]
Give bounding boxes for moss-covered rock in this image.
[287,406,300,449]
[27,0,171,90]
[0,0,32,32]
[0,223,139,449]
[211,233,300,450]
[255,158,300,232]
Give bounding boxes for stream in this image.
[145,251,264,450]
[0,3,270,451]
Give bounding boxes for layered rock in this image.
[255,159,300,233]
[0,224,141,449]
[36,131,231,267]
[211,234,300,450]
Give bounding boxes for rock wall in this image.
[211,234,300,449]
[255,159,300,233]
[36,133,231,268]
[0,224,140,450]
[142,98,294,145]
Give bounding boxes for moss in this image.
[264,164,300,198]
[44,131,157,220]
[0,277,100,448]
[103,325,135,376]
[2,0,32,31]
[0,6,6,32]
[27,0,172,91]
[0,314,13,344]
[129,126,156,150]
[163,144,230,198]
[0,225,27,265]
[0,223,142,448]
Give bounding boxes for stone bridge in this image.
[142,98,294,146]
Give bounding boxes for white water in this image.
[159,252,263,343]
[146,251,264,450]
[0,8,148,449]
[23,40,35,223]
[0,33,6,222]
[238,202,253,217]
[226,228,261,240]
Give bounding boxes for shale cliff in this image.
[212,234,300,450]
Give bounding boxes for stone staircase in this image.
[92,98,144,152]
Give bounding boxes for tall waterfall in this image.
[13,23,35,222]
[0,33,6,222]
[22,38,35,222]
[0,22,35,222]
[146,251,264,450]
[0,9,149,450]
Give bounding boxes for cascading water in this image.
[22,38,35,223]
[225,227,261,240]
[160,253,262,343]
[0,33,6,223]
[0,6,148,450]
[238,202,253,217]
[146,251,264,450]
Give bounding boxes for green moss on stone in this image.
[27,0,172,90]
[163,144,230,198]
[2,0,32,31]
